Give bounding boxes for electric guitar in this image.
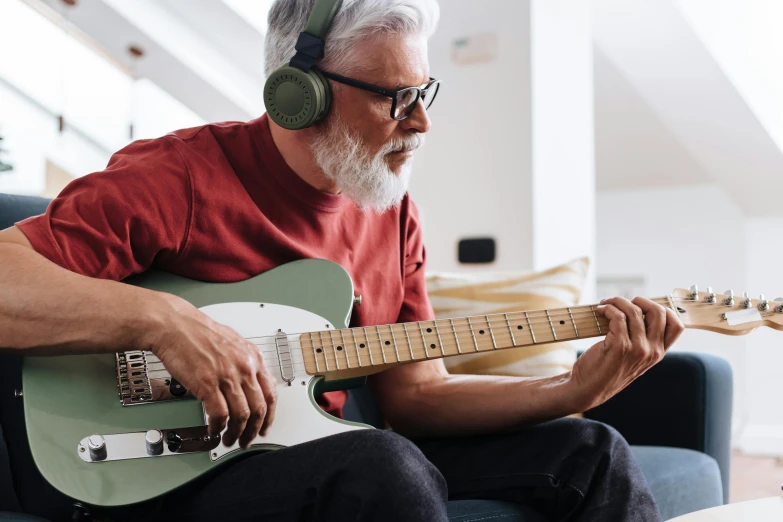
[19,259,781,507]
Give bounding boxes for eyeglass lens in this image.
[395,82,439,119]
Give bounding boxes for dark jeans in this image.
[146,417,661,522]
[7,414,660,521]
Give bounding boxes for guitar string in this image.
[220,296,737,349]
[138,306,692,373]
[225,296,685,346]
[129,296,756,374]
[135,315,611,373]
[135,297,742,366]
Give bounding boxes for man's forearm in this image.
[376,368,581,438]
[0,243,165,355]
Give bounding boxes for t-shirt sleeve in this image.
[15,137,192,281]
[397,196,436,323]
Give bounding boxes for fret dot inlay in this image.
[337,346,343,351]
[479,330,485,335]
[559,320,565,325]
[426,328,432,333]
[384,341,390,345]
[517,325,523,330]
[316,348,322,353]
[430,344,436,349]
[359,344,365,348]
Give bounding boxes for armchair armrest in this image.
[582,351,733,503]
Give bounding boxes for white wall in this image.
[530,0,595,300]
[598,183,783,454]
[411,0,595,293]
[410,0,533,273]
[739,218,783,454]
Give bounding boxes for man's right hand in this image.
[140,293,278,449]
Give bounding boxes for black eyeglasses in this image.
[318,69,440,121]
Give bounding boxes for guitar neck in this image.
[300,296,677,379]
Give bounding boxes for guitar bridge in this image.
[116,351,193,406]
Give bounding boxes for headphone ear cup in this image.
[309,68,332,125]
[264,66,326,130]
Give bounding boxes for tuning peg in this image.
[724,290,735,306]
[742,292,752,309]
[705,287,717,304]
[759,294,770,312]
[689,285,699,300]
[774,298,783,313]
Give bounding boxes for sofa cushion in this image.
[427,257,589,378]
[632,446,722,520]
[0,194,50,230]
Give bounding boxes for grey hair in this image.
[264,0,439,77]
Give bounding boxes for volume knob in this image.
[145,429,163,456]
[87,434,106,461]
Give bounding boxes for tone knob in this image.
[87,434,107,461]
[166,431,182,452]
[145,429,163,456]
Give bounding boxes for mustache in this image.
[382,133,425,155]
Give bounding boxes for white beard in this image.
[310,117,424,213]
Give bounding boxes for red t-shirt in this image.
[16,114,435,418]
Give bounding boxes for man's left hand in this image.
[567,297,685,412]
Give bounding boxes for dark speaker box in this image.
[458,238,496,264]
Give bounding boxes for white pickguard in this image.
[198,302,370,460]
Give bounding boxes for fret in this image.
[525,312,537,343]
[467,317,479,351]
[362,327,374,365]
[434,322,446,357]
[666,295,677,315]
[484,315,498,349]
[504,313,516,346]
[567,307,579,338]
[402,323,415,361]
[449,318,462,353]
[376,326,387,364]
[328,331,341,370]
[309,332,321,373]
[545,310,558,340]
[418,322,430,359]
[591,306,602,335]
[351,328,363,367]
[389,325,401,362]
[338,329,350,368]
[318,331,331,371]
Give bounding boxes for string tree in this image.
[705,287,717,304]
[723,290,734,306]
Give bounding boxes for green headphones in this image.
[264,0,343,130]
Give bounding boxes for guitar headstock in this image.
[670,285,783,335]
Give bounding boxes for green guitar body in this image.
[21,259,371,507]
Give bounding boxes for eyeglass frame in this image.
[317,69,440,121]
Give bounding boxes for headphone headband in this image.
[289,0,343,72]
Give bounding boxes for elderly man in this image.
[0,0,682,521]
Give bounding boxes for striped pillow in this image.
[426,257,589,377]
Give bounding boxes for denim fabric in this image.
[136,417,660,522]
[446,500,545,522]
